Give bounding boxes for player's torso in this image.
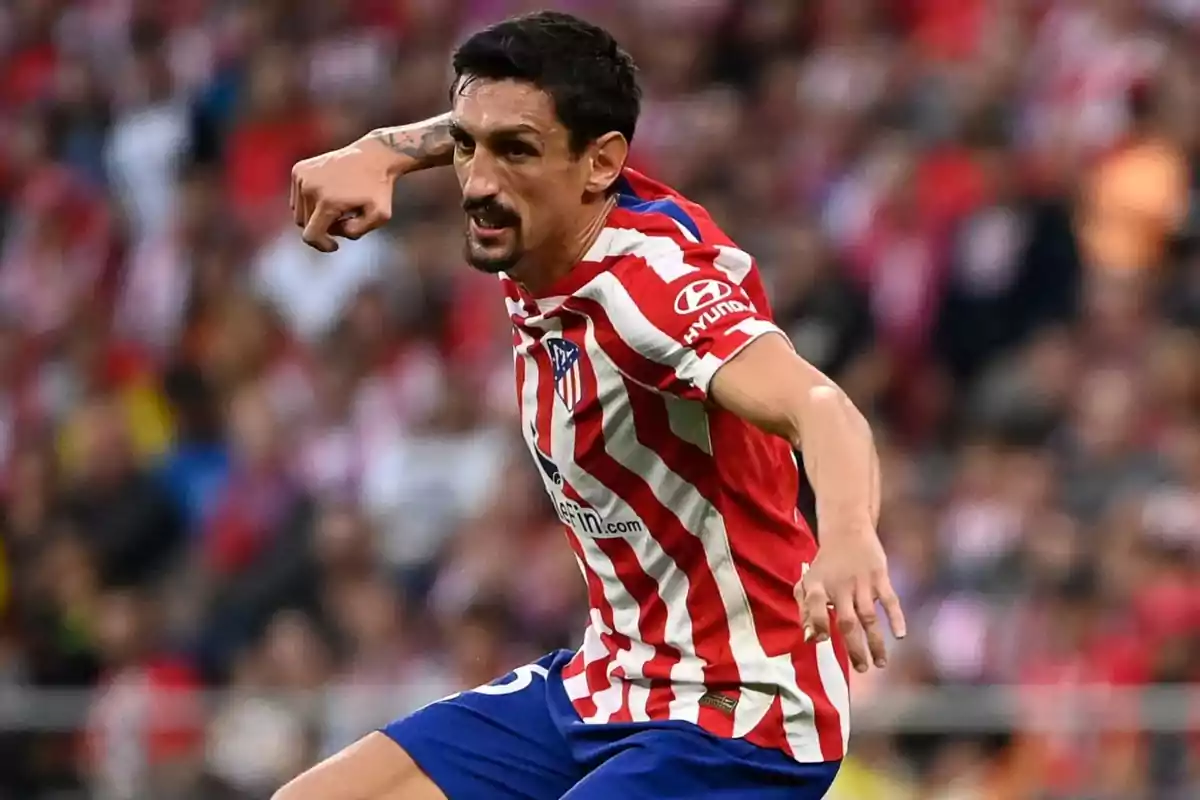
[507,283,816,657]
[507,294,846,758]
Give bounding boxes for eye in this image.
[451,131,475,156]
[498,140,538,161]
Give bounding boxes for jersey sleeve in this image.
[580,243,789,401]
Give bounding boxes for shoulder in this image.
[580,170,765,311]
[584,220,758,304]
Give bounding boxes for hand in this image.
[797,528,905,673]
[290,136,399,253]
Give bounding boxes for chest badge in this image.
[547,338,585,412]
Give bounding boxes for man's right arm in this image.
[291,113,455,252]
[364,113,456,176]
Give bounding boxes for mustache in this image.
[462,197,521,226]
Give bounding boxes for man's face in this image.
[450,78,590,274]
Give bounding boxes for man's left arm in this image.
[709,333,905,672]
[598,254,904,671]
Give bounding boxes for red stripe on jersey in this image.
[745,693,791,757]
[513,339,526,410]
[558,319,742,737]
[609,679,634,725]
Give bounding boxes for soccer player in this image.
[278,11,905,800]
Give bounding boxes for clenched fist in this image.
[290,136,400,253]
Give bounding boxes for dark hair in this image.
[451,11,641,155]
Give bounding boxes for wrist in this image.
[362,131,415,179]
[815,506,876,541]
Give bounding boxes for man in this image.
[279,11,904,800]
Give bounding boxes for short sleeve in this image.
[573,242,789,400]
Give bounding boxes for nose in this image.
[461,148,501,205]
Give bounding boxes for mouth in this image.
[466,209,517,240]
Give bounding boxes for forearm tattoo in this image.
[372,116,455,168]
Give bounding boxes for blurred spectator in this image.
[85,588,204,800]
[104,34,192,244]
[252,215,390,344]
[203,382,301,576]
[58,395,182,588]
[1080,84,1190,275]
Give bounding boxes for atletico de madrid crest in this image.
[547,338,585,411]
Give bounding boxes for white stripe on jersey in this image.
[817,639,851,753]
[562,610,609,700]
[577,273,712,389]
[694,318,789,377]
[582,228,698,282]
[713,245,754,285]
[670,219,699,243]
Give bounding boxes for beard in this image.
[463,233,522,274]
[461,196,523,274]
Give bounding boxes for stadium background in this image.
[1,0,1199,797]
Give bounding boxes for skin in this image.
[282,81,905,800]
[273,733,446,800]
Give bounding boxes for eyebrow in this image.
[449,121,543,140]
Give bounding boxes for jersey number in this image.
[473,663,550,696]
[423,663,550,710]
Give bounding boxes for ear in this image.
[584,132,629,195]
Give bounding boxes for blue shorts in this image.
[381,649,840,799]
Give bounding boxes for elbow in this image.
[796,382,871,448]
[271,778,309,800]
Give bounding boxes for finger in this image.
[339,200,391,240]
[339,213,369,239]
[876,576,907,640]
[292,166,311,228]
[289,170,297,220]
[855,582,887,669]
[302,199,343,253]
[801,581,831,644]
[834,586,869,674]
[299,183,315,231]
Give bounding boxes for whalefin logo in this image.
[529,424,562,486]
[547,338,585,411]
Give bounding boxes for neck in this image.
[510,194,617,295]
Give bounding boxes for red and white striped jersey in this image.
[502,169,851,764]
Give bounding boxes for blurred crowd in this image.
[1,0,1199,797]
